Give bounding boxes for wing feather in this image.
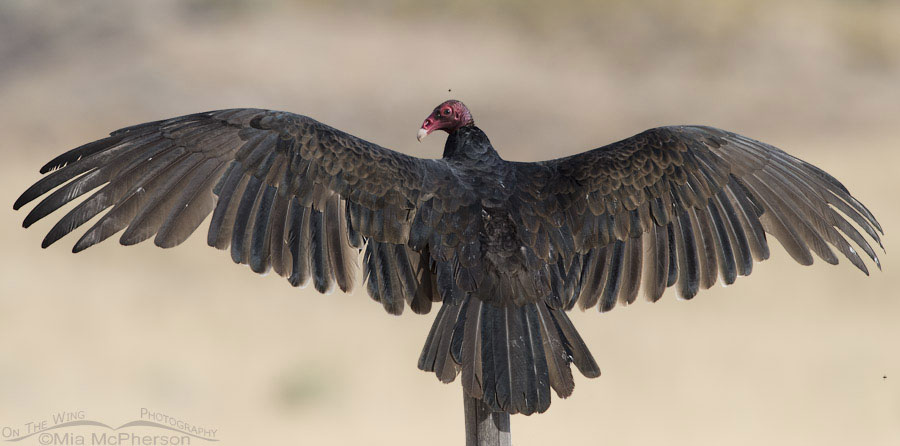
[518,125,882,312]
[17,109,451,315]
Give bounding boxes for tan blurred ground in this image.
[1,0,898,444]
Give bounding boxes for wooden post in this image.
[463,389,511,446]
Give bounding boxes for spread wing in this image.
[514,125,883,312]
[14,109,457,314]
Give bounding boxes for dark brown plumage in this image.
[14,101,883,416]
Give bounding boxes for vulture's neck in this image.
[442,126,502,165]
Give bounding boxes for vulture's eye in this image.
[443,108,452,116]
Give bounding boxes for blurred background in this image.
[1,0,898,444]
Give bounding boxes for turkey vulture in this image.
[14,100,883,416]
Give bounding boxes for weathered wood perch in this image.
[463,389,511,446]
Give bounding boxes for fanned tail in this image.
[418,295,600,415]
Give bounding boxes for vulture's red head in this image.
[417,100,474,142]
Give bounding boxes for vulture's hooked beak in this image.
[418,115,436,142]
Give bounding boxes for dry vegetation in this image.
[1,1,898,445]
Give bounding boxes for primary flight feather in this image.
[15,100,883,415]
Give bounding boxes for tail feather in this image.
[460,298,484,399]
[531,303,574,398]
[417,298,466,383]
[418,295,598,415]
[545,304,601,378]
